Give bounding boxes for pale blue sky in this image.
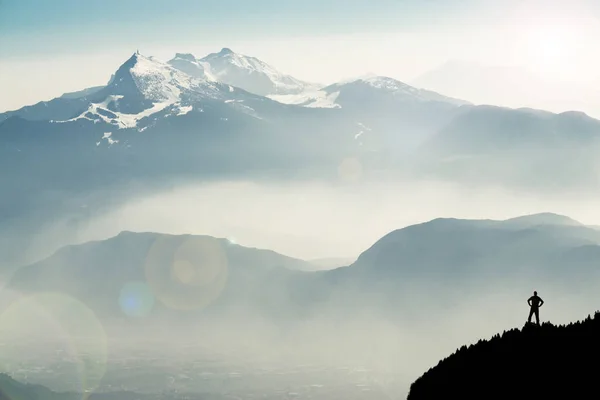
[2,0,600,113]
[0,0,476,59]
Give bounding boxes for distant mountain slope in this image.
[266,75,472,159]
[269,75,470,109]
[325,76,470,108]
[419,105,600,155]
[7,213,600,332]
[412,104,600,188]
[329,212,600,298]
[407,311,600,400]
[4,231,317,322]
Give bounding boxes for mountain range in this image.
[5,212,600,334]
[4,47,600,269]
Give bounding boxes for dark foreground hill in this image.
[407,311,600,400]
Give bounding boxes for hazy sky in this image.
[2,0,600,113]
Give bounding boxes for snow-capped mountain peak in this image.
[188,48,318,96]
[335,72,380,85]
[357,76,410,90]
[326,75,471,106]
[55,52,232,130]
[172,53,196,62]
[329,75,418,94]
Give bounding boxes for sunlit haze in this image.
[2,1,600,399]
[3,0,600,115]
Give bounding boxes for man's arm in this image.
[540,298,544,307]
[528,296,532,306]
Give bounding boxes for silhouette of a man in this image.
[527,291,544,325]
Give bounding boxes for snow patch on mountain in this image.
[175,105,193,116]
[223,99,263,120]
[268,90,341,108]
[56,93,176,129]
[355,122,372,140]
[96,132,118,147]
[103,132,118,145]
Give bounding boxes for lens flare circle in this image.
[0,292,107,395]
[144,236,229,311]
[119,281,155,318]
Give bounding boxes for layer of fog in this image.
[22,176,600,266]
[3,172,600,398]
[1,272,597,399]
[5,178,600,376]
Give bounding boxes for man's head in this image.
[534,291,537,296]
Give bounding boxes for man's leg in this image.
[528,308,534,323]
[534,308,539,325]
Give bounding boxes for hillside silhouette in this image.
[407,311,600,400]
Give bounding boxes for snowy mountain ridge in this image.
[326,76,471,106]
[268,75,471,108]
[167,48,321,96]
[2,48,471,131]
[53,52,248,130]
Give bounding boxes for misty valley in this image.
[2,213,600,399]
[1,339,404,399]
[4,12,600,399]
